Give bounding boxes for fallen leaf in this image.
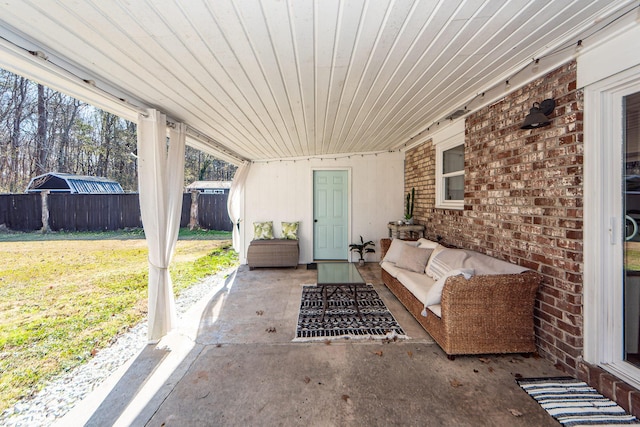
[304,376,311,384]
[216,343,222,348]
[374,350,383,357]
[256,310,264,316]
[450,379,463,388]
[324,339,332,345]
[473,369,479,373]
[407,351,413,358]
[514,373,522,379]
[509,409,523,417]
[266,327,277,333]
[478,357,491,364]
[341,394,350,402]
[91,348,98,357]
[488,367,494,373]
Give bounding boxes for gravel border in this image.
[0,268,235,427]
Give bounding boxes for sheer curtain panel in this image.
[137,109,186,342]
[227,161,251,254]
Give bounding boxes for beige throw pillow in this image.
[395,245,434,273]
[382,239,419,264]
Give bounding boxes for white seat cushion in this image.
[426,304,441,318]
[380,261,404,278]
[396,270,435,306]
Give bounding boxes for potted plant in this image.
[349,236,376,266]
[404,187,415,224]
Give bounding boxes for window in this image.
[435,133,464,210]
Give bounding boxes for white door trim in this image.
[584,63,640,389]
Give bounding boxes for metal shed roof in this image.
[185,181,232,190]
[26,172,124,194]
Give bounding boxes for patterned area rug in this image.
[517,377,640,426]
[293,284,407,342]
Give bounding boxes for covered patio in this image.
[2,0,640,422]
[59,263,561,426]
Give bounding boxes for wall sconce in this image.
[521,99,556,129]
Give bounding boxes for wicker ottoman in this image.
[247,239,299,269]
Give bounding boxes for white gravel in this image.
[0,268,235,427]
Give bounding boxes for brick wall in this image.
[405,61,584,374]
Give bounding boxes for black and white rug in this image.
[517,377,640,426]
[293,284,407,342]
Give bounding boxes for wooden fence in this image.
[0,192,233,232]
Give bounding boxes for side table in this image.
[387,223,425,239]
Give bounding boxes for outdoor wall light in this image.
[521,98,556,129]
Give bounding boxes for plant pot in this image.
[405,217,414,225]
[358,259,364,267]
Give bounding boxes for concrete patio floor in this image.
[59,263,563,426]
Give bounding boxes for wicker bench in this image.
[247,239,299,270]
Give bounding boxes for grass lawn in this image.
[0,229,238,413]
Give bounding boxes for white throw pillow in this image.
[424,244,447,278]
[382,239,419,264]
[425,246,469,280]
[395,245,434,273]
[423,268,474,307]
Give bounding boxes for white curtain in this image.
[227,161,251,254]
[137,109,186,342]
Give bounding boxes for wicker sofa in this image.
[380,238,540,357]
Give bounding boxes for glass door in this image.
[624,91,640,366]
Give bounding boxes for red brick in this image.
[404,61,583,378]
[600,373,617,401]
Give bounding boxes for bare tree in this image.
[0,68,236,194]
[34,83,48,176]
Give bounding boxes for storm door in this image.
[624,91,640,366]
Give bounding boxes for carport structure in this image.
[2,0,640,419]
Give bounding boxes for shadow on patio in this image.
[59,264,561,426]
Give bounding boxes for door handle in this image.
[314,219,318,223]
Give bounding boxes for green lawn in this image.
[627,242,640,271]
[0,229,238,413]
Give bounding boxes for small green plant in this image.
[349,236,376,262]
[405,187,415,220]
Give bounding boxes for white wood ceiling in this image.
[0,0,635,162]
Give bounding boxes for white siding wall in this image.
[242,151,405,264]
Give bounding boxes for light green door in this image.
[313,170,348,260]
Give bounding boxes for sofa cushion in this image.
[382,239,419,264]
[417,238,439,249]
[460,250,529,275]
[380,261,404,278]
[397,269,436,306]
[425,246,469,280]
[424,304,441,318]
[395,245,434,273]
[423,268,474,307]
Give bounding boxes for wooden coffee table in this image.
[316,262,366,322]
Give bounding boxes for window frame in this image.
[435,132,465,210]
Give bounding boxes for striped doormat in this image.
[517,377,639,426]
